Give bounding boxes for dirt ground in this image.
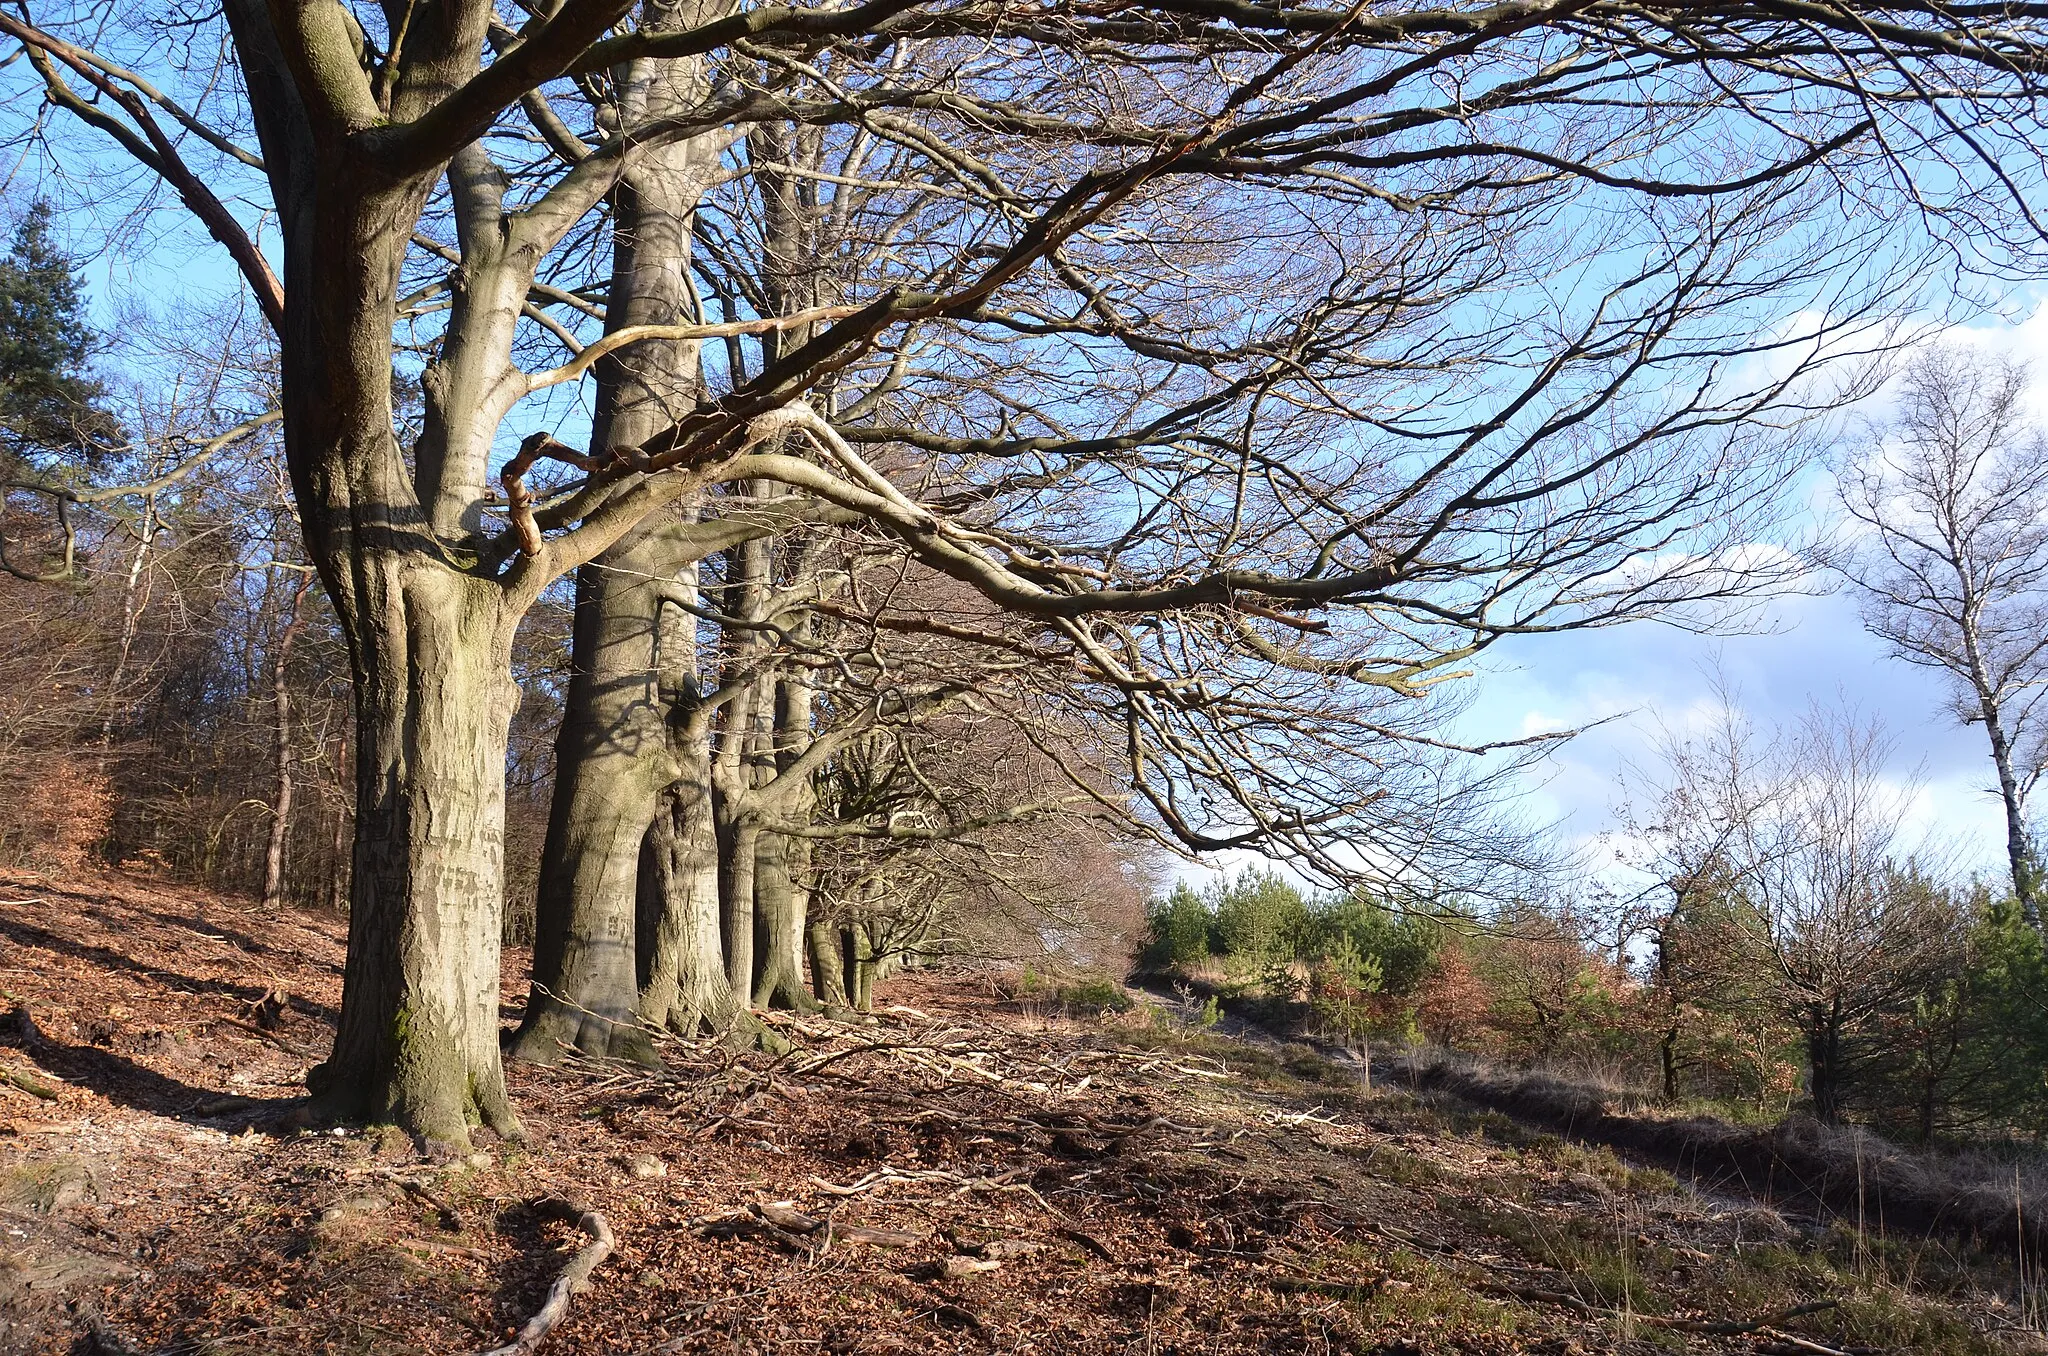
[0,868,2038,1355]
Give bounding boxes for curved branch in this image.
[10,411,283,506]
[521,303,865,394]
[2,13,285,331]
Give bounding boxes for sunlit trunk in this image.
[310,563,520,1144]
[513,36,726,1053]
[639,730,741,1034]
[509,524,677,1066]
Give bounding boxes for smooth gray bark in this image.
[511,29,731,1060]
[753,671,819,1010]
[806,915,849,1009]
[751,812,814,1009]
[718,806,761,994]
[638,709,741,1034]
[512,519,683,1066]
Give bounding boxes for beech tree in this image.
[10,0,2048,1148]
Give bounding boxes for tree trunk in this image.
[719,814,760,994]
[713,600,773,994]
[1980,697,2040,926]
[511,41,722,1057]
[752,824,816,1010]
[308,566,520,1146]
[219,0,624,1147]
[509,524,679,1066]
[261,573,312,911]
[847,922,880,1012]
[1807,1015,1844,1125]
[274,149,528,1146]
[638,718,742,1036]
[1655,921,1681,1101]
[326,798,349,914]
[807,916,848,1009]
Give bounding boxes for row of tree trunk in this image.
[505,63,891,1064]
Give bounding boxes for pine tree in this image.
[0,200,118,468]
[1144,881,1214,969]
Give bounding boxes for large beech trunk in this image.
[273,141,534,1144]
[309,564,520,1144]
[511,37,729,1057]
[510,523,680,1065]
[638,727,742,1034]
[218,0,732,1145]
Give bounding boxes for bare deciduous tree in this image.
[1835,346,2048,922]
[1642,697,1951,1123]
[10,0,2048,1145]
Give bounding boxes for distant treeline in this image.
[1141,866,2048,1146]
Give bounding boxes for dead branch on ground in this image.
[478,1196,613,1356]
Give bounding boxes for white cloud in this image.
[1460,584,2010,884]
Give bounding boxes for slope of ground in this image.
[0,868,2038,1355]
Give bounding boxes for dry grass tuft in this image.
[1400,1052,2048,1258]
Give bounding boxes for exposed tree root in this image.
[478,1196,613,1356]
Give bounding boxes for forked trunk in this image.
[309,564,519,1147]
[639,730,742,1035]
[807,916,849,1009]
[752,825,816,1010]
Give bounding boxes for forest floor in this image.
[0,867,2040,1356]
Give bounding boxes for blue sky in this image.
[1450,300,2048,888]
[1464,589,2009,876]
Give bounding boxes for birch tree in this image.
[1837,346,2048,924]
